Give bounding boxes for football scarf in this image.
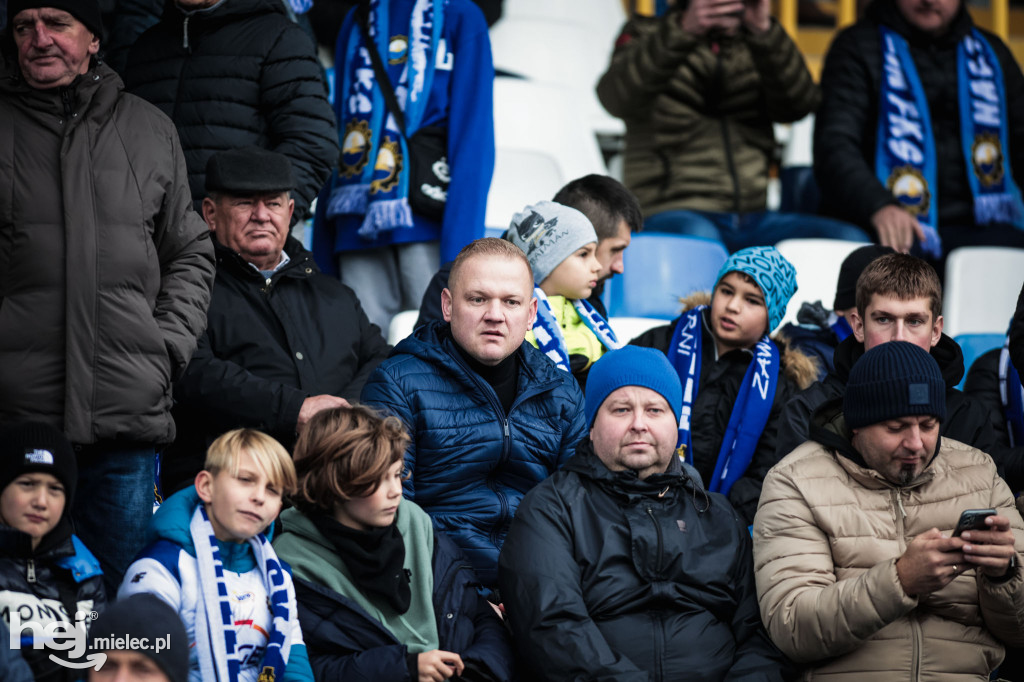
[532,288,622,372]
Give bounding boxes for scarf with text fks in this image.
[191,504,294,682]
[327,0,445,239]
[668,306,779,496]
[877,26,1024,257]
[532,288,622,372]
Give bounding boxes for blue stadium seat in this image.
[603,234,729,319]
[954,333,1005,390]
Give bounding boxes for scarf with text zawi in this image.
[327,0,444,239]
[532,288,622,372]
[877,26,1024,257]
[999,335,1024,446]
[191,504,294,682]
[668,306,779,496]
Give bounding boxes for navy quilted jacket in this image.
[361,321,586,588]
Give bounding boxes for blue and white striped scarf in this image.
[327,0,445,240]
[877,26,1024,258]
[191,505,294,682]
[532,288,622,372]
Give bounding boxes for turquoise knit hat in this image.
[714,245,797,332]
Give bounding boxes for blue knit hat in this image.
[714,246,797,332]
[844,341,946,429]
[585,346,683,428]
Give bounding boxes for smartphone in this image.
[952,508,996,537]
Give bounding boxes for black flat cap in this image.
[205,146,295,195]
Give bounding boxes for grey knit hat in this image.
[506,201,597,284]
[844,341,946,429]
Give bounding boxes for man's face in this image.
[90,651,170,682]
[594,220,632,283]
[590,386,678,480]
[852,294,943,352]
[441,254,537,366]
[851,415,940,485]
[11,8,99,90]
[203,192,294,270]
[896,0,961,36]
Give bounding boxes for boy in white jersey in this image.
[120,429,313,682]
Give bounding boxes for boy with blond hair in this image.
[120,429,313,682]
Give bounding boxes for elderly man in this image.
[814,0,1024,262]
[755,341,1024,679]
[361,237,587,588]
[0,0,215,592]
[498,346,792,681]
[168,147,389,492]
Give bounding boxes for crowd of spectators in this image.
[4,0,1024,680]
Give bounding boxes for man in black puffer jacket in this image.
[814,0,1024,262]
[125,0,338,222]
[499,346,793,682]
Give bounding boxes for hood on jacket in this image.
[832,333,965,389]
[563,440,712,511]
[808,397,942,484]
[148,487,274,567]
[677,291,820,390]
[867,0,974,46]
[162,0,284,23]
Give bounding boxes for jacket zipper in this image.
[651,611,665,682]
[182,16,191,50]
[713,53,742,214]
[60,88,73,118]
[26,559,36,583]
[646,506,665,577]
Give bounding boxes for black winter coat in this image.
[1010,280,1024,385]
[814,0,1024,232]
[280,517,513,681]
[774,334,1024,480]
[631,311,811,524]
[498,445,793,682]
[125,0,338,220]
[0,522,107,682]
[167,237,389,490]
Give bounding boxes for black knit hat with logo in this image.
[89,594,189,682]
[7,0,103,40]
[844,341,946,429]
[0,422,77,505]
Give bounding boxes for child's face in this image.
[710,271,769,353]
[195,449,283,543]
[0,472,65,547]
[334,460,404,531]
[540,242,602,299]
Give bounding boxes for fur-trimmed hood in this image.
[677,292,819,390]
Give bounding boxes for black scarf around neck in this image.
[309,511,412,613]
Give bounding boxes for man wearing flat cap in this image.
[0,0,215,594]
[166,147,389,492]
[754,341,1024,680]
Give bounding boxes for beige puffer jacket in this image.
[753,407,1024,681]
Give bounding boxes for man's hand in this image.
[742,0,772,34]
[297,395,350,428]
[417,650,464,682]
[681,0,744,36]
[896,528,964,596]
[961,514,1018,578]
[870,205,925,254]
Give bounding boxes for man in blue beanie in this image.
[754,341,1024,680]
[499,346,793,681]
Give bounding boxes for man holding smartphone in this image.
[753,341,1024,681]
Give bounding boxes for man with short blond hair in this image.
[0,0,215,593]
[362,237,587,588]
